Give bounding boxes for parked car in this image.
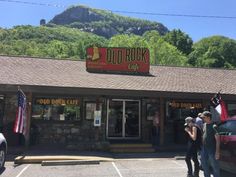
[0,132,7,169]
[216,117,236,174]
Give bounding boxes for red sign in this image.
[86,47,150,74]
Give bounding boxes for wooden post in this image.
[159,97,164,146]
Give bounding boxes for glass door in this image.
[107,100,123,137]
[125,101,140,137]
[107,99,140,139]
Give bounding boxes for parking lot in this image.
[1,158,205,177]
[1,151,236,177]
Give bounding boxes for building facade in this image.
[0,56,236,151]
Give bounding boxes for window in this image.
[167,100,203,120]
[146,103,159,120]
[85,102,102,120]
[32,98,81,121]
[228,104,236,117]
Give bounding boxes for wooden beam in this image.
[159,97,164,146]
[25,92,32,148]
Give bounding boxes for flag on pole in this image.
[211,92,228,122]
[13,89,27,136]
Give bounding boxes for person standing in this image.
[152,111,160,148]
[195,113,203,131]
[200,111,220,177]
[184,117,202,177]
[194,113,203,170]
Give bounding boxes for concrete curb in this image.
[14,155,114,164]
[41,160,100,166]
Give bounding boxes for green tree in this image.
[109,32,188,66]
[188,36,236,68]
[143,31,188,65]
[0,26,108,60]
[143,31,161,64]
[163,29,193,55]
[155,38,188,66]
[108,34,148,48]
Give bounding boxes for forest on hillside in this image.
[0,25,236,69]
[0,5,236,69]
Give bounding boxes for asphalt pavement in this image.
[4,146,235,177]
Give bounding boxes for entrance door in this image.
[107,99,140,139]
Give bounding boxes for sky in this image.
[0,0,236,42]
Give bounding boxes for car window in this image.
[218,120,236,135]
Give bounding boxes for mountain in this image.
[48,5,169,38]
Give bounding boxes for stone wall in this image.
[31,117,109,151]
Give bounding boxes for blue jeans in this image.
[200,146,220,177]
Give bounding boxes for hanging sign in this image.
[86,47,150,74]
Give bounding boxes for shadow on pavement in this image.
[6,144,186,162]
[112,152,185,159]
[6,146,184,161]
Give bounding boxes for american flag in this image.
[211,92,228,122]
[13,89,27,135]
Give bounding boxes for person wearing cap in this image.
[200,111,220,177]
[184,117,202,177]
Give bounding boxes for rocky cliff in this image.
[49,5,169,38]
